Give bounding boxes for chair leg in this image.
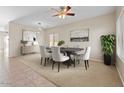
[87,60,89,68]
[44,58,46,66]
[47,58,49,62]
[41,57,43,65]
[52,61,55,70]
[74,59,75,67]
[58,62,60,72]
[84,60,87,70]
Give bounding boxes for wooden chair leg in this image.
[52,61,55,70]
[87,60,89,68]
[41,57,43,65]
[58,62,60,72]
[48,58,50,62]
[44,58,46,66]
[74,59,75,67]
[84,60,87,70]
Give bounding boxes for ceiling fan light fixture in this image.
[59,15,62,18]
[59,14,66,19]
[62,14,65,19]
[52,6,75,19]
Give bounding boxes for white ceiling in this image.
[0,6,45,26]
[0,6,116,29]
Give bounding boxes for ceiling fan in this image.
[52,6,75,19]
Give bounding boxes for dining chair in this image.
[70,50,84,65]
[78,47,91,70]
[51,46,69,72]
[39,46,52,66]
[71,47,91,70]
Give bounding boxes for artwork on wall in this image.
[23,31,37,42]
[70,28,89,42]
[22,30,40,46]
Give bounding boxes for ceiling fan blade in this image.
[51,8,59,12]
[66,13,75,16]
[52,14,60,17]
[66,6,71,12]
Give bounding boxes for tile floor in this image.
[0,50,56,87]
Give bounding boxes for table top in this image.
[60,47,84,52]
[46,47,84,53]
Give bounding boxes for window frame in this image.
[116,7,124,61]
[49,33,59,46]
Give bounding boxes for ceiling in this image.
[0,6,116,29]
[0,6,44,26]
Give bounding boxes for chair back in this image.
[51,47,61,61]
[83,47,91,60]
[39,46,46,58]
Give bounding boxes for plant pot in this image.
[104,54,111,65]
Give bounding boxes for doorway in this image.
[0,31,9,57]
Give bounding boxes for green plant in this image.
[57,40,65,46]
[100,34,116,56]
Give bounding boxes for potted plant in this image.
[57,40,65,46]
[100,34,116,65]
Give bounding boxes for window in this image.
[49,33,59,46]
[117,10,124,59]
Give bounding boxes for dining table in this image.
[46,47,84,66]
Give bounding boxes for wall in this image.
[9,23,44,57]
[0,26,6,31]
[116,6,124,86]
[0,32,7,50]
[45,13,116,62]
[0,26,8,50]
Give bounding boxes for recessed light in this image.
[36,21,43,26]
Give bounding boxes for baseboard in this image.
[9,54,21,58]
[90,58,104,62]
[116,66,124,86]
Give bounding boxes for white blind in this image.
[49,33,59,46]
[118,11,124,58]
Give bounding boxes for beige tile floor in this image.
[0,50,56,87]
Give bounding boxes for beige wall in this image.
[45,13,116,62]
[116,6,124,86]
[0,32,7,50]
[9,23,44,57]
